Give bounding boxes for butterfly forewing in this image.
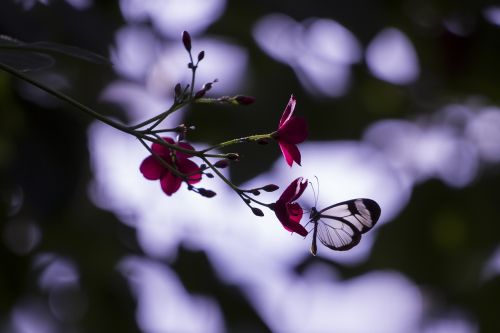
[318,199,381,234]
[310,199,381,253]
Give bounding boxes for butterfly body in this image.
[308,199,381,256]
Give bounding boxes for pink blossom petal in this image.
[287,202,303,223]
[278,116,308,144]
[278,177,307,203]
[175,142,196,160]
[279,95,296,127]
[283,222,308,237]
[139,155,164,180]
[160,172,182,196]
[178,158,202,184]
[152,137,175,154]
[279,141,302,166]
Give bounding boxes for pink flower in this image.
[273,95,308,166]
[274,177,308,236]
[140,137,202,196]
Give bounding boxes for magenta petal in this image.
[175,142,196,160]
[140,156,164,180]
[279,141,301,166]
[287,202,303,223]
[279,95,296,127]
[278,116,308,144]
[152,137,175,154]
[284,223,308,236]
[160,172,182,196]
[278,177,307,203]
[178,159,202,184]
[274,202,289,225]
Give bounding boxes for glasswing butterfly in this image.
[308,198,381,256]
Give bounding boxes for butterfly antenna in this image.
[311,175,320,207]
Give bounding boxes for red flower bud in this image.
[194,89,206,99]
[182,31,192,51]
[214,160,229,168]
[226,153,240,161]
[198,51,205,61]
[262,184,279,192]
[235,95,255,105]
[257,138,269,145]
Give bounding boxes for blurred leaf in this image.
[0,35,110,72]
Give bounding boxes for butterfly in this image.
[308,198,381,256]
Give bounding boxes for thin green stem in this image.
[128,102,188,130]
[201,156,273,209]
[200,133,273,153]
[200,156,239,191]
[0,61,131,133]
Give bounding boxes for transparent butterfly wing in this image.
[313,199,381,251]
[315,217,362,251]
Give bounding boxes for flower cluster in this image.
[140,137,201,196]
[138,31,312,240]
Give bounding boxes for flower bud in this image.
[262,184,279,192]
[198,51,205,61]
[214,160,229,168]
[182,31,192,51]
[251,207,264,217]
[251,190,260,196]
[235,95,255,105]
[203,82,213,91]
[194,89,206,99]
[257,138,269,145]
[199,188,216,198]
[174,83,182,97]
[226,153,240,161]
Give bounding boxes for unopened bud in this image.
[251,207,264,217]
[174,83,182,97]
[226,153,240,161]
[251,190,260,196]
[214,160,229,168]
[262,184,279,192]
[203,82,213,91]
[182,31,192,51]
[205,173,214,178]
[199,188,216,198]
[235,95,255,105]
[257,138,269,145]
[194,89,206,99]
[197,51,205,61]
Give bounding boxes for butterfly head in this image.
[309,206,319,220]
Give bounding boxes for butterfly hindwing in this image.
[316,216,361,251]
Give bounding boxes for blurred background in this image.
[1,0,500,332]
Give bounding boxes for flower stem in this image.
[0,61,131,134]
[200,133,273,153]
